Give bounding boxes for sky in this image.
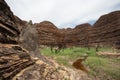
[6,0,120,28]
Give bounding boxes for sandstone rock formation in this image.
[36,22,92,48]
[65,23,91,47]
[36,21,58,45]
[0,0,34,79]
[0,0,20,44]
[36,21,65,49]
[14,16,27,31]
[91,11,120,48]
[36,11,120,49]
[0,45,35,80]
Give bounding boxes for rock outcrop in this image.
[0,0,20,44]
[36,22,92,48]
[90,11,120,48]
[36,11,120,49]
[0,0,35,79]
[36,21,63,47]
[61,11,120,48]
[14,16,27,31]
[65,23,91,47]
[0,45,35,80]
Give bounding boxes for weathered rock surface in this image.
[0,45,35,80]
[64,23,91,47]
[91,11,120,48]
[36,21,57,45]
[13,58,93,80]
[13,59,63,80]
[0,0,26,79]
[36,21,63,47]
[36,11,120,49]
[36,21,92,48]
[14,16,27,31]
[0,0,20,44]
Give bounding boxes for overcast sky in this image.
[6,0,120,28]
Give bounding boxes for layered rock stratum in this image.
[91,11,120,48]
[36,11,120,49]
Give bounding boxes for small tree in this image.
[19,21,43,58]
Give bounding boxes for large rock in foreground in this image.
[0,45,35,80]
[13,57,93,80]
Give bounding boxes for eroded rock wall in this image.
[91,11,120,48]
[36,21,62,47]
[0,0,20,44]
[36,11,120,48]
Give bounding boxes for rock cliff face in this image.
[90,11,120,48]
[36,22,92,48]
[36,11,120,49]
[65,23,91,47]
[0,0,34,79]
[14,16,27,31]
[0,0,20,44]
[36,21,62,46]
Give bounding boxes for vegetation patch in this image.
[41,47,120,80]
